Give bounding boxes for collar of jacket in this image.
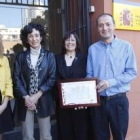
[26,46,46,55]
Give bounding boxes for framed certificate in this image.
[57,78,100,108]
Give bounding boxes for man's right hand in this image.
[97,80,110,92]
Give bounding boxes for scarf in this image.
[26,50,44,95]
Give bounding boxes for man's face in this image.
[97,15,115,42]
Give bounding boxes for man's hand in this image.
[97,80,110,92]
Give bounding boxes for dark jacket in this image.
[13,47,56,121]
[53,52,87,100]
[56,52,86,79]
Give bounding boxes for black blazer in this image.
[56,52,87,79]
[53,52,87,100]
[13,47,56,121]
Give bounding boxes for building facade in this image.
[0,0,140,139]
[0,25,20,41]
[49,0,140,139]
[23,0,46,27]
[89,0,140,139]
[0,25,21,53]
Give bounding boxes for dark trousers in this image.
[91,94,129,140]
[57,108,89,140]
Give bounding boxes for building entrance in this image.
[0,1,90,140]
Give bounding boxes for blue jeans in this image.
[91,94,129,140]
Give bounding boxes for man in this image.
[86,13,137,140]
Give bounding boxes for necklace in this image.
[66,53,75,59]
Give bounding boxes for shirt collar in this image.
[100,35,118,48]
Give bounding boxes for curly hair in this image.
[20,22,46,49]
[62,32,81,54]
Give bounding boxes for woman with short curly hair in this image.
[14,22,56,140]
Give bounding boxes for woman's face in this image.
[27,28,42,49]
[65,34,76,52]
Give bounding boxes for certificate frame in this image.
[57,78,100,108]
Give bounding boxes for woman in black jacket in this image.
[13,23,56,140]
[55,32,89,140]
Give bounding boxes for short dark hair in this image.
[96,13,115,26]
[20,22,46,49]
[62,32,81,54]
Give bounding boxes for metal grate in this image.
[64,0,90,53]
[0,0,48,7]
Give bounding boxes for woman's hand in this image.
[74,106,87,110]
[24,95,33,107]
[29,90,43,104]
[24,95,37,111]
[0,96,9,115]
[24,91,43,111]
[0,104,6,115]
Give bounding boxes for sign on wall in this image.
[113,0,140,31]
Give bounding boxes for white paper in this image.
[61,81,97,106]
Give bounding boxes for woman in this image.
[0,37,14,140]
[13,23,56,140]
[55,32,89,140]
